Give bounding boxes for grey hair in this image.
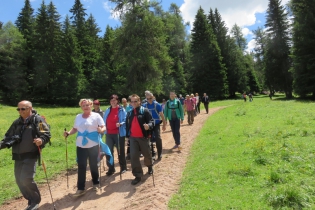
[145,90,153,97]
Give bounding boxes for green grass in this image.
[169,94,315,209]
[0,104,101,205]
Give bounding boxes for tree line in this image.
[0,0,314,105]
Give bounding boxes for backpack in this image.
[144,101,161,121]
[33,114,51,146]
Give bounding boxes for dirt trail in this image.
[0,107,224,210]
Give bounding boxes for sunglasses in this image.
[130,101,138,103]
[17,107,29,111]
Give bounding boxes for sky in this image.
[0,0,290,52]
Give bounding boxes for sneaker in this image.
[148,166,153,175]
[120,169,127,174]
[92,184,100,191]
[106,170,115,176]
[28,203,39,210]
[140,153,143,157]
[126,153,131,160]
[172,145,178,149]
[72,190,86,197]
[131,177,141,185]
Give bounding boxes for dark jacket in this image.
[125,106,154,138]
[2,110,51,160]
[201,96,210,104]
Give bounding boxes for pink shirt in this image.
[184,99,195,111]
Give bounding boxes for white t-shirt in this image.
[74,112,105,148]
[196,96,199,103]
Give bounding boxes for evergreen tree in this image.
[112,2,172,94]
[253,27,267,89]
[265,0,292,98]
[230,24,247,52]
[33,0,63,102]
[0,22,27,104]
[190,7,228,99]
[69,0,87,46]
[161,3,187,94]
[209,8,240,97]
[15,0,35,97]
[291,0,315,97]
[59,15,85,104]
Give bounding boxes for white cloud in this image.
[246,39,257,53]
[242,27,253,37]
[180,0,290,31]
[103,1,111,12]
[103,1,120,20]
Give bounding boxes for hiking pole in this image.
[64,128,69,189]
[98,126,101,189]
[37,145,56,210]
[152,166,155,187]
[117,122,122,181]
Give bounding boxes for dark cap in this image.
[93,100,100,105]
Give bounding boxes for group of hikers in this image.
[0,91,211,210]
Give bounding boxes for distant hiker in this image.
[195,93,200,114]
[103,95,127,176]
[184,95,195,125]
[201,93,210,114]
[249,93,253,102]
[122,97,133,112]
[164,91,184,150]
[92,99,104,118]
[0,100,51,210]
[190,93,197,116]
[243,93,247,102]
[178,94,185,105]
[143,91,166,160]
[126,94,154,185]
[63,99,112,197]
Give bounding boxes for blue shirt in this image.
[142,101,162,124]
[179,97,185,105]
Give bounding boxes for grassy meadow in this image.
[0,103,93,205]
[169,95,315,209]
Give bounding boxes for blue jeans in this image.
[14,158,41,205]
[169,118,181,145]
[77,145,99,190]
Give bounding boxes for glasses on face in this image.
[17,107,29,111]
[81,104,90,107]
[130,101,138,103]
[147,98,153,100]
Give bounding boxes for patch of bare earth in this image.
[0,107,224,210]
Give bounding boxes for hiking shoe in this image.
[148,166,154,175]
[126,153,131,160]
[72,190,86,197]
[106,170,115,176]
[120,169,127,174]
[27,203,39,210]
[178,145,182,151]
[172,145,178,149]
[93,184,100,191]
[131,177,141,185]
[157,154,162,160]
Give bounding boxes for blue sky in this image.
[0,0,289,51]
